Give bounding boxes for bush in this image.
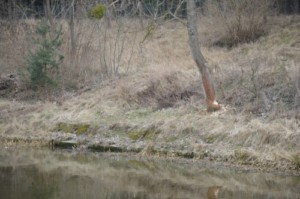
[205,0,273,47]
[89,4,106,19]
[26,20,64,88]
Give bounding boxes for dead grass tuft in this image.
[233,149,257,163]
[119,71,202,109]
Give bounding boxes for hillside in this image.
[0,16,299,174]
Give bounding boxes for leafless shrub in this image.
[214,50,299,117]
[61,18,140,89]
[204,0,274,47]
[58,1,141,89]
[0,19,36,73]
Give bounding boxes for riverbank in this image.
[0,17,299,175]
[0,96,299,175]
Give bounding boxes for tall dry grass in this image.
[0,12,299,118]
[203,0,273,47]
[0,20,36,73]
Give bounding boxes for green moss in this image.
[12,138,22,143]
[128,160,156,170]
[144,129,157,139]
[128,128,159,141]
[128,131,143,140]
[76,124,90,134]
[205,134,222,144]
[205,135,217,144]
[53,123,73,133]
[234,150,249,161]
[53,122,91,135]
[233,149,256,163]
[292,155,300,169]
[89,4,106,19]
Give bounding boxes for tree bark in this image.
[69,0,76,65]
[44,0,54,27]
[186,0,220,112]
[137,0,144,28]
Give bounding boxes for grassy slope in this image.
[0,17,299,172]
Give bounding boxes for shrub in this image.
[292,154,300,169]
[205,0,273,47]
[26,20,64,88]
[89,4,106,19]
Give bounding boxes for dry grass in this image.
[0,15,299,168]
[203,0,273,47]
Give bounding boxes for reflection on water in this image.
[0,148,299,199]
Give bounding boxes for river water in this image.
[0,147,299,199]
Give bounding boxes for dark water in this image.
[0,148,299,199]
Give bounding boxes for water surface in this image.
[0,147,299,199]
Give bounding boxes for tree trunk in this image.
[186,0,220,112]
[137,0,144,28]
[44,0,54,27]
[69,0,76,65]
[8,0,13,20]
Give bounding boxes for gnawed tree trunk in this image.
[186,0,220,112]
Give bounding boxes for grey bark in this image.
[137,0,144,28]
[69,0,76,65]
[45,0,54,27]
[186,0,220,111]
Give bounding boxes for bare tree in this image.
[44,0,54,27]
[186,0,220,111]
[137,0,144,28]
[69,0,76,65]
